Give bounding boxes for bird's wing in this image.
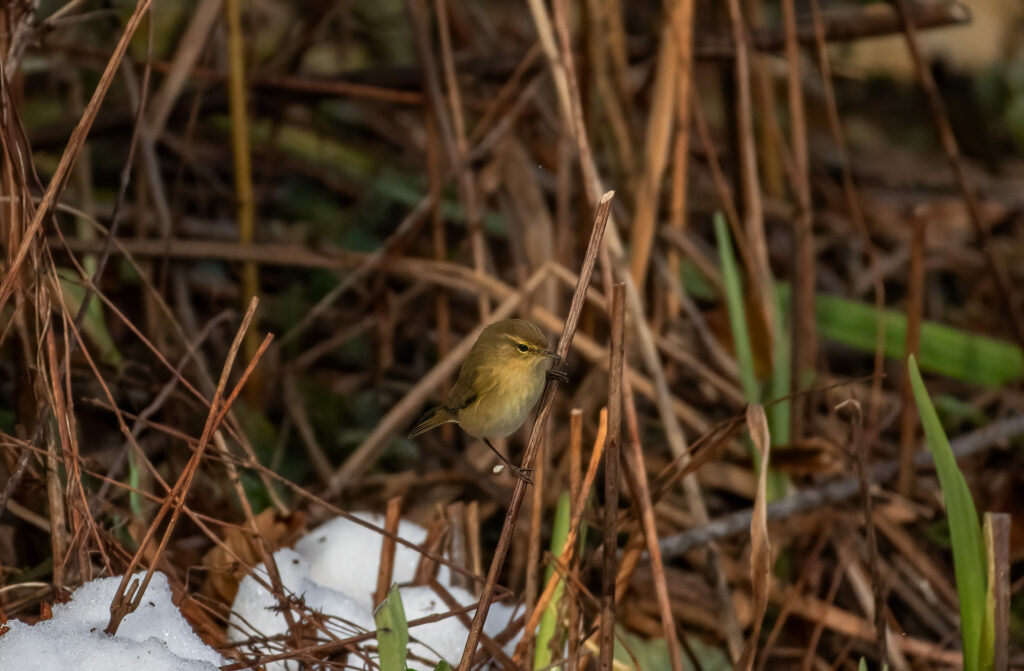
[443,370,478,412]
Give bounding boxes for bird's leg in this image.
[483,438,533,485]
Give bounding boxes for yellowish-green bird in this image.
[408,319,566,483]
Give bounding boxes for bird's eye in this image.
[517,343,529,353]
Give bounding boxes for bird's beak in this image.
[542,350,562,361]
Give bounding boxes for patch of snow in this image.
[293,514,450,610]
[0,572,226,671]
[229,512,518,670]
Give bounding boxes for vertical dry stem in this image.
[567,408,584,671]
[985,513,1010,671]
[43,329,69,591]
[600,283,625,670]
[666,0,696,320]
[374,497,403,606]
[619,380,683,671]
[629,22,677,286]
[415,0,489,320]
[224,0,260,363]
[781,0,817,439]
[898,215,926,496]
[840,400,887,665]
[724,0,774,349]
[523,433,546,663]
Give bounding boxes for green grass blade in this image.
[374,583,409,671]
[714,214,789,498]
[908,355,988,670]
[775,285,1024,387]
[127,449,142,517]
[714,213,790,498]
[713,213,759,403]
[534,491,570,671]
[58,269,122,367]
[684,256,1024,387]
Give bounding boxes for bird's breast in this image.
[457,366,546,439]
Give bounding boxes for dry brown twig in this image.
[511,408,609,665]
[523,427,546,664]
[985,513,1011,671]
[147,0,222,136]
[105,298,271,635]
[566,408,583,671]
[599,283,625,671]
[616,379,685,671]
[892,0,1024,348]
[836,399,888,665]
[223,0,260,365]
[410,0,489,321]
[725,0,775,363]
[0,0,153,312]
[628,20,678,287]
[665,0,696,321]
[736,405,772,671]
[374,497,404,607]
[781,0,817,441]
[898,215,926,496]
[42,329,70,591]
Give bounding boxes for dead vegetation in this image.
[1,0,1023,669]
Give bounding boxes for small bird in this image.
[408,319,567,483]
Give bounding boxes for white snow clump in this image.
[0,572,226,671]
[229,513,518,669]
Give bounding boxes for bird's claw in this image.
[511,466,534,486]
[546,360,569,383]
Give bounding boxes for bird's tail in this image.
[408,407,453,438]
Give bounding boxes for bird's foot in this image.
[484,437,534,485]
[510,466,534,486]
[546,360,569,383]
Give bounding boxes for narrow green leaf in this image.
[127,449,142,517]
[58,269,122,367]
[908,355,988,671]
[614,629,730,670]
[713,213,758,403]
[534,491,571,671]
[714,213,790,497]
[433,661,454,671]
[374,583,409,671]
[776,285,1024,387]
